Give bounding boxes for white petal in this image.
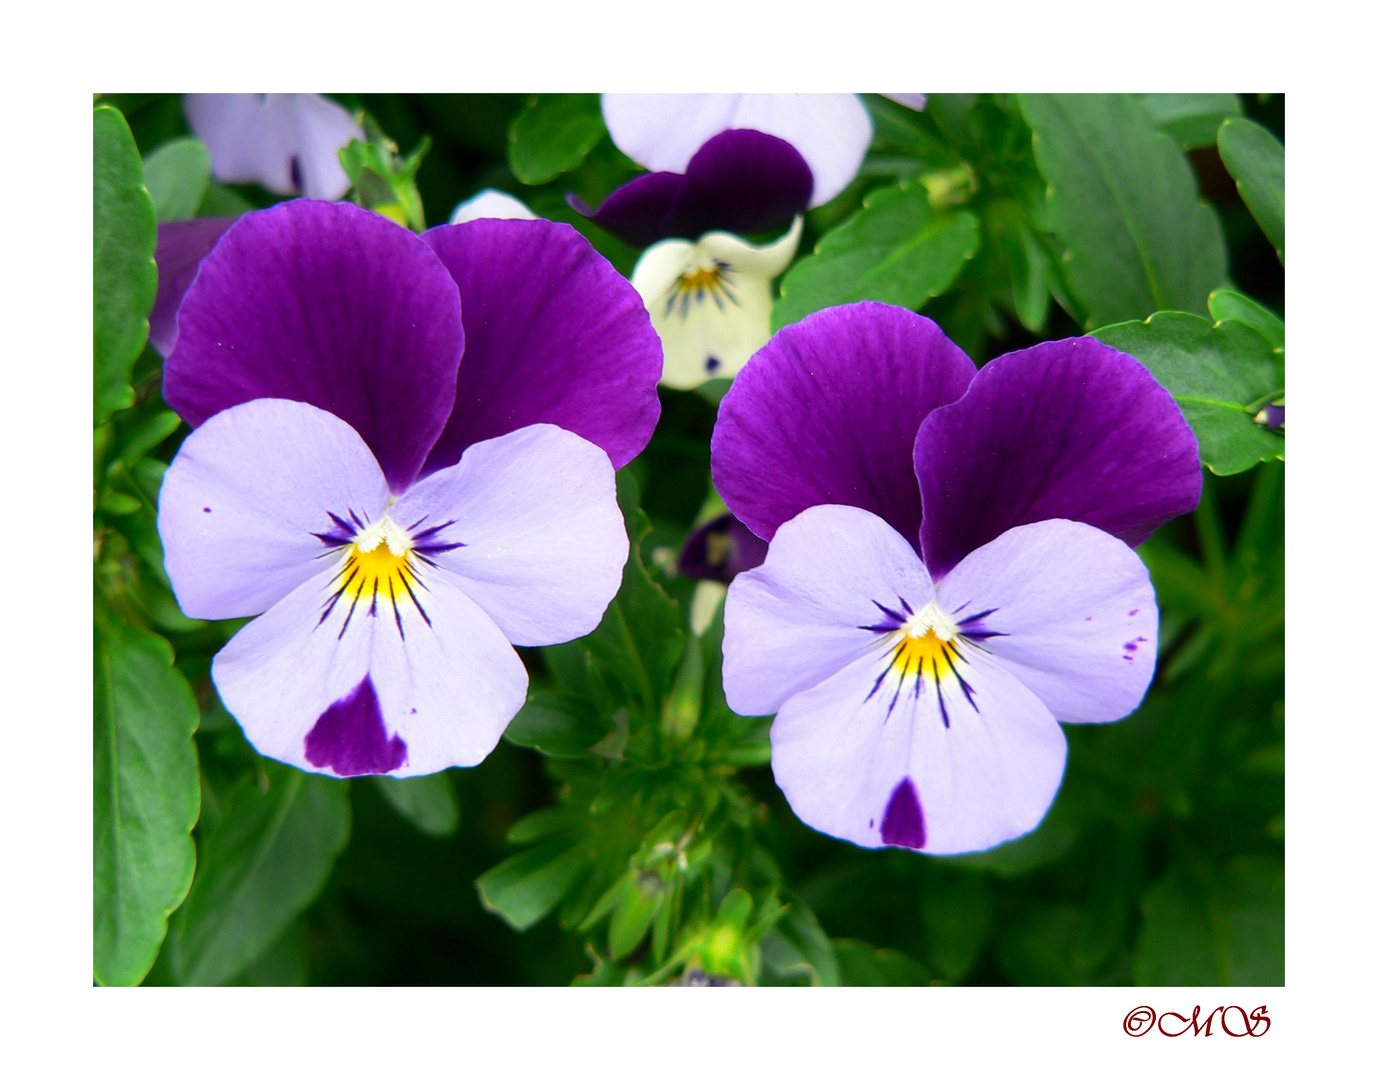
[602,93,872,206]
[392,424,628,647]
[882,94,928,111]
[449,189,539,224]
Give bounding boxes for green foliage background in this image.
[93,93,1283,986]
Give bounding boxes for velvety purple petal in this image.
[213,557,528,777]
[392,424,628,647]
[149,217,237,357]
[770,635,1067,855]
[937,520,1157,724]
[661,129,812,241]
[712,302,975,545]
[420,218,662,472]
[679,512,769,583]
[157,398,390,621]
[163,200,464,493]
[914,337,1202,578]
[568,172,685,248]
[722,504,934,718]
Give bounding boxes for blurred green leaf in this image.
[504,690,610,758]
[143,137,210,222]
[609,874,663,960]
[198,181,255,218]
[508,94,604,185]
[919,866,990,981]
[168,763,350,985]
[372,771,459,838]
[1218,117,1284,264]
[1140,94,1242,149]
[1095,312,1283,475]
[1020,93,1227,327]
[230,920,308,986]
[760,898,840,986]
[1209,289,1284,353]
[94,615,200,986]
[476,835,588,931]
[772,180,979,330]
[94,105,157,425]
[834,939,933,985]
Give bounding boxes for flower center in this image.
[862,597,984,726]
[666,253,739,318]
[891,601,961,684]
[320,514,431,639]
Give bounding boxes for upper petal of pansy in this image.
[636,220,802,389]
[391,424,628,648]
[660,130,812,241]
[936,519,1157,724]
[569,171,685,249]
[163,199,464,493]
[723,504,934,718]
[712,302,975,544]
[157,398,390,621]
[770,637,1067,855]
[914,337,1202,579]
[602,93,872,207]
[450,188,538,224]
[148,216,237,357]
[212,558,529,778]
[420,218,662,472]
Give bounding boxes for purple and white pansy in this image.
[575,95,875,389]
[712,302,1201,854]
[185,93,363,201]
[157,199,663,778]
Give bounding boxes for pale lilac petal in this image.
[602,93,872,206]
[882,94,928,111]
[713,302,975,544]
[449,189,538,224]
[937,520,1158,724]
[723,504,934,718]
[392,424,627,647]
[770,642,1066,855]
[164,200,464,493]
[157,399,389,621]
[288,93,364,200]
[213,561,528,777]
[915,337,1202,579]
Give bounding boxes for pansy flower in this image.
[157,199,662,777]
[449,188,537,224]
[712,303,1201,854]
[185,93,363,201]
[574,94,874,389]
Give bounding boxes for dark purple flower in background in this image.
[157,200,663,777]
[712,302,1201,854]
[678,512,769,584]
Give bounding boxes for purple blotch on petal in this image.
[880,777,926,849]
[679,512,769,584]
[304,675,407,777]
[148,217,239,357]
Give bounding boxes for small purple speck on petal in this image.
[880,777,926,849]
[1125,642,1138,652]
[203,507,211,513]
[706,356,721,372]
[304,675,407,777]
[1129,609,1140,616]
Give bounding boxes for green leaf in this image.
[94,105,157,425]
[918,867,990,982]
[771,180,979,331]
[503,690,610,758]
[476,835,588,931]
[142,137,210,223]
[93,615,200,986]
[760,898,840,986]
[584,473,684,711]
[609,875,664,960]
[198,181,255,218]
[1140,93,1242,149]
[168,763,350,985]
[1217,117,1285,264]
[1208,288,1285,353]
[372,771,459,838]
[834,939,933,986]
[1094,311,1283,474]
[508,94,605,185]
[1019,94,1228,327]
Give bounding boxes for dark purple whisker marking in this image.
[399,575,432,627]
[304,675,407,777]
[880,777,926,849]
[389,579,405,640]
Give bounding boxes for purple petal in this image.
[420,218,662,472]
[163,200,464,493]
[149,217,237,357]
[157,398,390,621]
[569,172,685,248]
[914,337,1202,578]
[305,675,407,777]
[660,129,812,241]
[937,519,1157,723]
[712,302,975,545]
[679,512,769,584]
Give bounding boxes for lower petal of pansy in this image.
[936,519,1158,724]
[391,424,627,648]
[723,504,934,718]
[158,398,390,620]
[770,641,1067,855]
[213,558,528,778]
[634,219,801,389]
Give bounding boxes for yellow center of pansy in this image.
[326,516,429,634]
